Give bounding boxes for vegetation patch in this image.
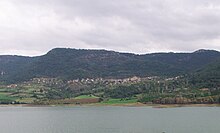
[101,98,138,104]
[75,95,98,99]
[0,94,18,103]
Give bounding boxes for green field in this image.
[0,94,17,102]
[74,95,99,99]
[16,98,35,104]
[101,98,138,104]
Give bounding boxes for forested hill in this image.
[189,58,220,88]
[0,48,220,83]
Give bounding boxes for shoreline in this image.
[0,103,220,108]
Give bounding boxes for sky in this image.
[0,0,220,56]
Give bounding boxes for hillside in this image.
[189,58,220,88]
[0,48,220,84]
[0,48,219,105]
[0,55,33,83]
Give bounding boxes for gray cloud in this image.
[0,0,220,56]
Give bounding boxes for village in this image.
[1,75,219,105]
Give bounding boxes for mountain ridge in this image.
[0,48,219,83]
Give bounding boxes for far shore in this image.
[0,103,220,108]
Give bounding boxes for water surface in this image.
[0,106,219,133]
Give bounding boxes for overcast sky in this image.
[0,0,220,56]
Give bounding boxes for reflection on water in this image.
[0,106,219,133]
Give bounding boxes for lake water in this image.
[0,106,219,133]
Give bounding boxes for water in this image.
[0,106,219,133]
